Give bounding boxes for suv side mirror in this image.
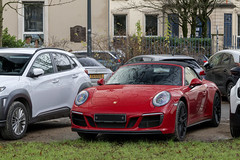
[29,68,44,78]
[97,78,105,85]
[189,78,202,88]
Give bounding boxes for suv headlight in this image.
[152,91,171,107]
[75,90,89,106]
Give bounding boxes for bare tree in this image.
[125,0,223,38]
[0,0,76,47]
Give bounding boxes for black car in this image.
[204,49,240,101]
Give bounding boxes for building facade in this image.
[3,0,109,50]
[110,0,240,53]
[2,0,240,53]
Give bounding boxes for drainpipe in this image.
[87,0,92,56]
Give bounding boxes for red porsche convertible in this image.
[71,61,221,141]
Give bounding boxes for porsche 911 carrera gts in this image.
[71,61,221,141]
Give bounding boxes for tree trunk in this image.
[202,19,208,38]
[191,16,196,38]
[182,19,188,38]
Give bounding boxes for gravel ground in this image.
[0,100,231,142]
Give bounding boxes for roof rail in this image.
[35,47,65,53]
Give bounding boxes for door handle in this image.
[52,79,59,83]
[72,74,78,78]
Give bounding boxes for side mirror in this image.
[29,68,44,78]
[97,78,105,85]
[231,67,240,76]
[189,78,202,88]
[203,61,210,69]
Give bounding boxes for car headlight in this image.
[75,90,89,106]
[0,87,6,92]
[152,91,171,107]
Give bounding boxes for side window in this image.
[185,67,199,85]
[32,53,54,75]
[93,52,112,60]
[52,53,72,72]
[142,57,153,61]
[69,57,77,68]
[229,54,235,65]
[221,53,230,65]
[208,53,222,67]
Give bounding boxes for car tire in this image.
[0,101,28,140]
[230,125,240,138]
[227,82,234,102]
[209,92,221,127]
[77,132,97,140]
[174,101,187,141]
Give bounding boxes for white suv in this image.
[0,48,92,140]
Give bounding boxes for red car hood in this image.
[89,85,181,113]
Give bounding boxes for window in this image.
[69,57,78,68]
[23,2,44,47]
[145,15,158,36]
[78,58,103,67]
[195,17,211,38]
[208,53,223,68]
[114,15,126,36]
[52,53,72,72]
[185,67,199,85]
[237,15,240,47]
[0,54,32,75]
[168,14,179,37]
[32,53,54,75]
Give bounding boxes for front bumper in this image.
[71,110,176,135]
[72,128,162,135]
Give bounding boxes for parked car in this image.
[76,55,113,86]
[73,50,121,71]
[230,78,240,137]
[0,48,92,140]
[125,54,204,77]
[71,61,221,141]
[203,49,240,101]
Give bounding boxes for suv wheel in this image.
[227,82,234,102]
[1,101,28,140]
[230,125,240,138]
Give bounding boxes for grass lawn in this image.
[0,135,240,160]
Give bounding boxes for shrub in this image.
[2,28,25,47]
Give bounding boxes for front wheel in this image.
[174,101,187,141]
[1,101,28,140]
[230,125,240,138]
[227,82,234,102]
[209,92,221,127]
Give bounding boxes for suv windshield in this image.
[0,53,32,75]
[107,64,182,85]
[78,57,103,67]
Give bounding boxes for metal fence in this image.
[113,36,212,63]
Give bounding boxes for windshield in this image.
[162,59,201,69]
[0,53,32,75]
[78,57,104,67]
[107,64,182,85]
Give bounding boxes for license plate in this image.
[89,74,104,79]
[94,114,126,123]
